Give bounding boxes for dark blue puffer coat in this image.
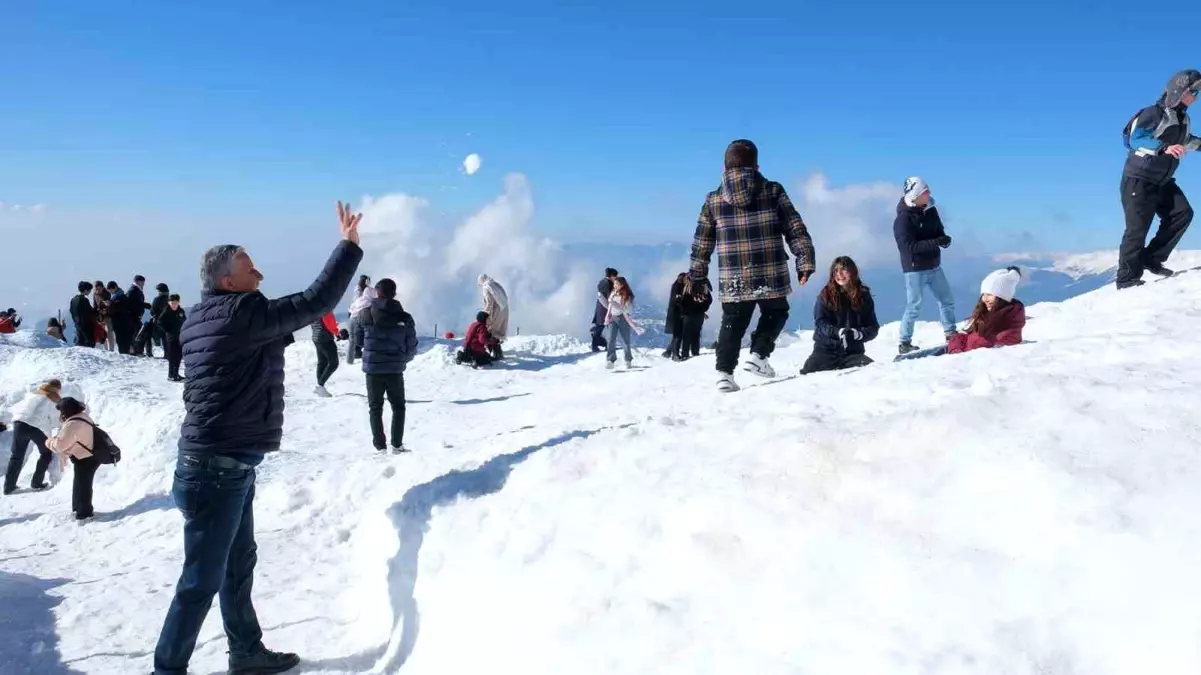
[178,241,363,463]
[360,298,418,375]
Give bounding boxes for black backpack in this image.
[83,420,122,465]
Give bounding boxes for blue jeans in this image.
[154,455,264,674]
[607,320,632,363]
[899,267,956,343]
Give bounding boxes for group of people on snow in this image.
[58,276,188,381]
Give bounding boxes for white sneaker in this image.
[605,361,615,370]
[717,373,740,393]
[314,385,332,398]
[624,360,633,370]
[743,354,776,378]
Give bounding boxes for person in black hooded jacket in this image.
[359,277,418,453]
[800,256,880,375]
[69,282,96,347]
[1117,69,1201,288]
[675,277,712,360]
[156,294,187,382]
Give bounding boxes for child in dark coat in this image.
[801,256,880,375]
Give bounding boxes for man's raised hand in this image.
[337,201,362,246]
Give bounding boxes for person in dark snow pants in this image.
[591,268,617,352]
[676,277,712,360]
[359,278,418,453]
[1116,69,1201,289]
[800,257,879,375]
[663,273,686,359]
[3,379,62,495]
[346,275,375,364]
[69,282,96,348]
[459,311,498,367]
[128,275,152,356]
[156,294,188,382]
[152,201,362,675]
[311,312,341,397]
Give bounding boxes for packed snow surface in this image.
[4,271,1201,674]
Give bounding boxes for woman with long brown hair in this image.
[800,256,879,375]
[896,266,1026,361]
[604,276,642,369]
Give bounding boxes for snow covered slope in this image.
[4,271,1201,674]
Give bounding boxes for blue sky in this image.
[2,0,1201,316]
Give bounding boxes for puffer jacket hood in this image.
[360,297,419,374]
[1161,69,1201,109]
[720,168,763,208]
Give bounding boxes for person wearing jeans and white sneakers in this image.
[689,139,816,392]
[894,176,956,355]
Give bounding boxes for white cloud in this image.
[793,172,900,272]
[0,201,48,215]
[358,173,591,337]
[462,153,482,176]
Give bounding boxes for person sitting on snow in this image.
[896,267,1026,361]
[458,311,498,367]
[0,308,20,333]
[801,256,880,375]
[46,317,66,342]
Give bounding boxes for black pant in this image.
[165,334,183,379]
[70,455,100,518]
[590,323,608,352]
[366,373,406,449]
[680,314,704,357]
[4,421,53,492]
[113,321,134,355]
[800,350,874,375]
[715,298,790,374]
[314,340,339,387]
[74,321,95,347]
[1118,177,1194,283]
[132,321,154,356]
[457,350,494,367]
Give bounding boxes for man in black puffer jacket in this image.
[152,202,362,675]
[359,277,418,453]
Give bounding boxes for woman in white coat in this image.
[347,274,376,364]
[478,274,510,357]
[3,379,62,494]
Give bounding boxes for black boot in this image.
[228,648,301,675]
[898,341,920,355]
[1116,279,1146,290]
[1145,262,1174,277]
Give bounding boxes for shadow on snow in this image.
[0,571,84,674]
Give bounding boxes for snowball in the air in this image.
[463,153,482,176]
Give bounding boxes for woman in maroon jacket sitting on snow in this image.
[896,266,1026,361]
[947,267,1026,354]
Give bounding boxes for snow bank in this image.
[5,273,1201,674]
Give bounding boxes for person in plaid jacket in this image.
[690,139,816,392]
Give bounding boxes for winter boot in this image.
[1145,262,1175,277]
[743,353,776,378]
[1116,279,1146,290]
[228,648,301,675]
[898,341,920,355]
[717,373,740,393]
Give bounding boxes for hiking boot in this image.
[1145,262,1174,277]
[898,341,920,355]
[30,482,49,491]
[1116,279,1146,290]
[717,373,740,393]
[743,354,776,378]
[661,349,673,358]
[228,648,301,675]
[944,331,958,342]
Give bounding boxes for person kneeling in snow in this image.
[801,256,880,375]
[458,311,498,367]
[895,267,1026,361]
[45,397,104,520]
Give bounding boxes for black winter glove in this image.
[937,235,952,249]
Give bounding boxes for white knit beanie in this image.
[980,267,1023,302]
[903,176,930,206]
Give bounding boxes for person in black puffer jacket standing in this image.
[156,294,187,382]
[152,201,362,675]
[359,277,418,453]
[1116,69,1201,289]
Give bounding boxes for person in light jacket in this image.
[45,397,100,520]
[3,379,62,495]
[346,274,375,364]
[478,274,509,357]
[604,276,641,370]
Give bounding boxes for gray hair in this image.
[200,244,243,292]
